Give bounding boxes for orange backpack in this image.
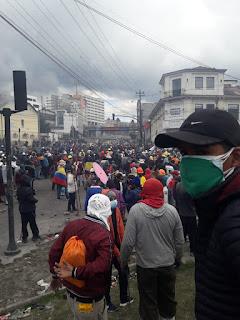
[60,236,86,288]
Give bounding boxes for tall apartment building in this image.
[84,95,104,126]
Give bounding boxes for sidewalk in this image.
[0,179,86,264]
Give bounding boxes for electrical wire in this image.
[74,0,240,82]
[59,0,134,92]
[35,0,114,91]
[11,0,106,93]
[82,0,138,89]
[77,0,137,90]
[0,10,128,112]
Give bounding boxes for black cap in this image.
[155,109,240,147]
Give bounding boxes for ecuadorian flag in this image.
[53,167,67,187]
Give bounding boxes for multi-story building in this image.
[84,95,104,126]
[149,66,240,142]
[27,95,42,111]
[0,103,39,144]
[53,94,86,137]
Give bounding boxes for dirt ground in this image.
[3,263,194,320]
[0,240,55,309]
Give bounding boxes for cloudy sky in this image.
[0,0,240,117]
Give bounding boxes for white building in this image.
[84,95,104,126]
[27,95,42,110]
[150,66,240,142]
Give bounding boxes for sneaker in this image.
[120,297,134,307]
[32,236,41,242]
[107,303,118,312]
[22,238,28,243]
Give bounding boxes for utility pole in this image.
[3,71,27,256]
[136,90,145,148]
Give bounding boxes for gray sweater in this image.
[121,202,184,268]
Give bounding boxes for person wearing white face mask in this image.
[105,191,133,312]
[155,109,240,320]
[49,193,113,320]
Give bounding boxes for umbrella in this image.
[93,162,108,185]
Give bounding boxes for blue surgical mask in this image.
[111,199,118,209]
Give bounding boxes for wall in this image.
[162,71,224,97]
[0,104,39,144]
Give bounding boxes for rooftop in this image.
[160,66,227,84]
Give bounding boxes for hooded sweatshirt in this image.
[121,202,184,268]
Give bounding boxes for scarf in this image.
[139,178,164,208]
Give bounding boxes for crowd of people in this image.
[3,108,240,320]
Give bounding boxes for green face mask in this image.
[180,157,224,198]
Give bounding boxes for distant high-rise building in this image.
[84,94,104,126]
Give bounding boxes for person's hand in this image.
[50,278,62,291]
[54,261,74,279]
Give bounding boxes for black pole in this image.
[3,108,20,255]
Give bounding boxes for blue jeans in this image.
[57,185,68,199]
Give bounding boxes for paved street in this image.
[0,179,86,263]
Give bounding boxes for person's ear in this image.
[231,147,240,167]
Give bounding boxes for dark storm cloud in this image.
[1,0,240,115]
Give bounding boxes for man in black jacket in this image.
[155,109,240,320]
[17,174,40,243]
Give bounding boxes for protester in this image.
[155,109,240,320]
[17,174,40,243]
[124,179,141,212]
[175,182,197,256]
[53,160,68,200]
[84,178,102,212]
[105,191,133,311]
[66,168,77,213]
[106,180,126,218]
[136,167,146,187]
[121,178,184,320]
[49,193,113,320]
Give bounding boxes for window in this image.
[206,77,215,89]
[172,78,181,96]
[195,104,203,111]
[228,104,239,120]
[21,119,24,128]
[206,104,215,110]
[195,77,203,89]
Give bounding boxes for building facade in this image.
[0,103,39,144]
[150,67,240,142]
[84,95,104,126]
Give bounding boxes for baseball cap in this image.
[155,109,240,147]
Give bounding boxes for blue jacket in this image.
[84,186,102,212]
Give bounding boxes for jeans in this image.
[20,211,39,240]
[105,256,129,304]
[57,185,68,199]
[137,265,176,320]
[35,166,41,179]
[68,192,76,212]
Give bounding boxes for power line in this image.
[59,0,134,92]
[78,0,137,90]
[74,0,240,82]
[0,10,125,111]
[36,0,114,91]
[82,0,137,88]
[11,0,106,93]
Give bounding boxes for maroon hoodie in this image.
[49,217,112,298]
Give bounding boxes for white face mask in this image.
[183,147,235,176]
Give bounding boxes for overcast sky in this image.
[0,0,240,117]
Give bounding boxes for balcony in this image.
[163,89,185,98]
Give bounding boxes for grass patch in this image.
[26,263,195,319]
